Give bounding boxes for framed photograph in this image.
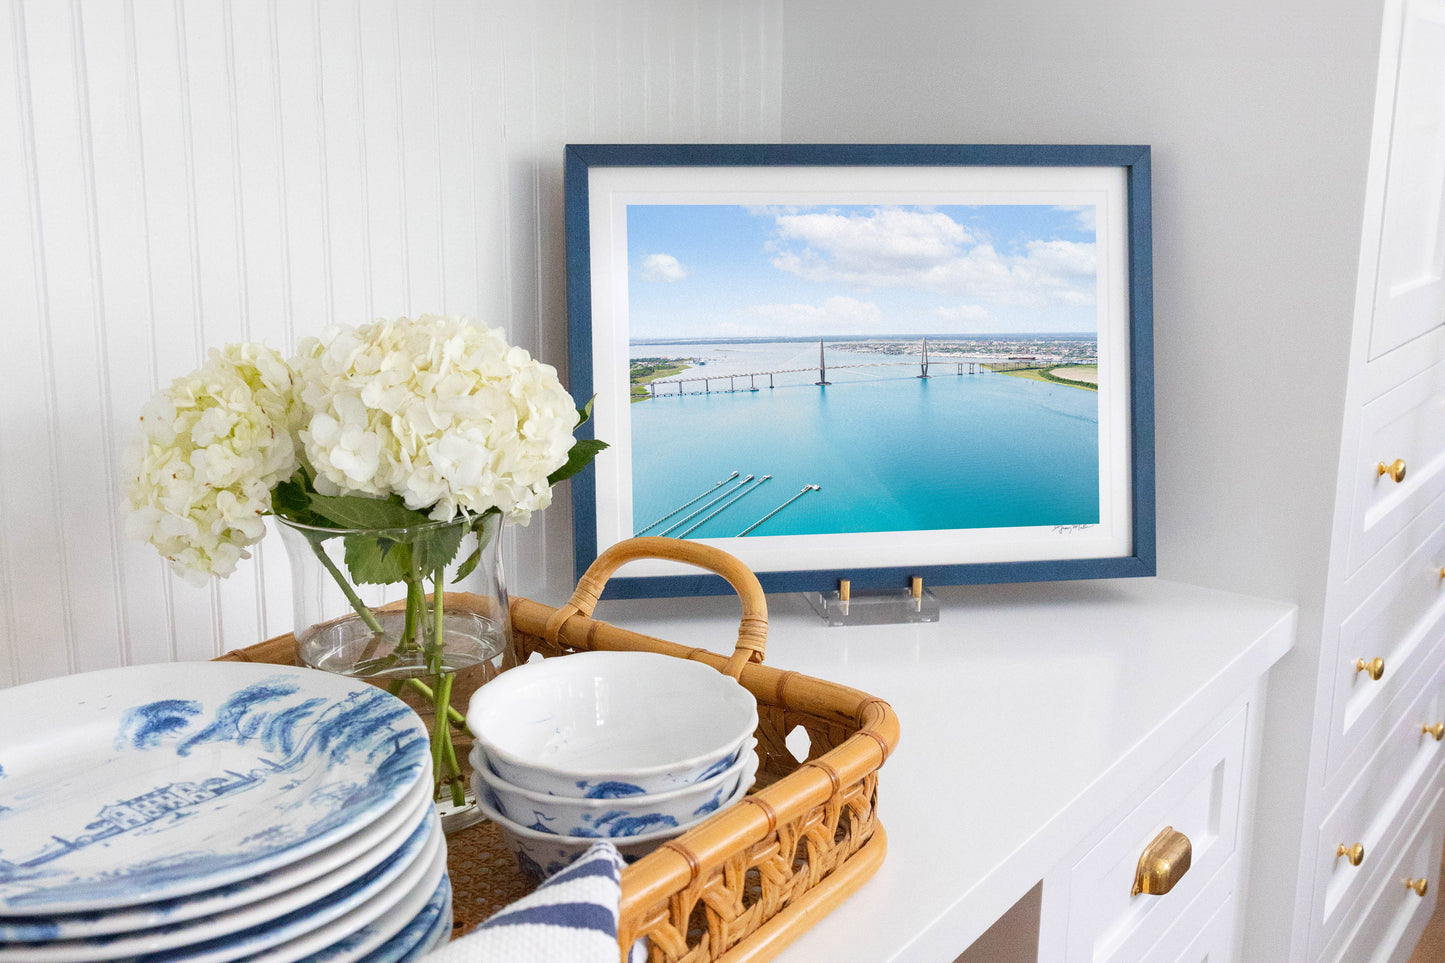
[565,144,1153,598]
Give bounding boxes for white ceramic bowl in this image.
[466,651,758,797]
[470,739,758,837]
[472,762,755,884]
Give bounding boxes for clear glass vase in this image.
[276,511,510,833]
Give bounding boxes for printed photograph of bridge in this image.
[623,202,1104,540]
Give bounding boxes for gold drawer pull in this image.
[1407,877,1430,896]
[1337,843,1365,866]
[1132,826,1192,896]
[1424,723,1445,741]
[1355,657,1386,681]
[1378,459,1408,483]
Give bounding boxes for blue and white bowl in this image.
[472,764,755,884]
[466,651,758,797]
[470,739,757,837]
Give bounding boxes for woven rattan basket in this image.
[219,536,898,962]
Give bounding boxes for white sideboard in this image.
[595,576,1294,961]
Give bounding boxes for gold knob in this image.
[1132,826,1192,896]
[1337,843,1365,866]
[1407,877,1430,896]
[1378,459,1408,483]
[1355,657,1386,681]
[1425,723,1445,741]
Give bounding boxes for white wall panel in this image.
[0,0,782,686]
[0,0,63,688]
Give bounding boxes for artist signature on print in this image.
[1051,524,1098,535]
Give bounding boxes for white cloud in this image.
[934,304,994,325]
[771,208,971,280]
[766,207,1096,308]
[639,253,688,282]
[1056,205,1096,233]
[745,296,884,335]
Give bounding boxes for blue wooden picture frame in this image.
[564,143,1154,599]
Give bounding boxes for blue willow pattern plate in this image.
[228,832,448,963]
[339,873,451,963]
[0,781,434,944]
[0,810,439,962]
[0,662,430,915]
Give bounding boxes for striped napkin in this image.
[424,840,644,962]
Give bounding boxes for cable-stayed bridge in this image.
[637,338,1068,397]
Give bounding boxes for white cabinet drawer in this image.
[1063,705,1247,963]
[1141,857,1237,962]
[1313,668,1444,945]
[1326,510,1445,783]
[1348,358,1445,574]
[1322,788,1443,963]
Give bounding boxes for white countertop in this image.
[592,576,1296,962]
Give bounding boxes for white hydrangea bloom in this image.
[292,314,579,524]
[121,343,299,584]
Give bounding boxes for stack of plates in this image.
[0,662,452,962]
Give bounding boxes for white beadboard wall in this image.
[0,0,782,687]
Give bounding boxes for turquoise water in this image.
[629,345,1100,539]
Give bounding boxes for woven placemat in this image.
[444,817,536,940]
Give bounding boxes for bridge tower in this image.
[917,336,930,378]
[814,338,831,385]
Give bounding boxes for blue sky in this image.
[626,203,1099,339]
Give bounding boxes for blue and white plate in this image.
[0,776,434,943]
[0,809,440,962]
[0,662,431,915]
[351,873,452,963]
[230,828,448,963]
[411,876,454,958]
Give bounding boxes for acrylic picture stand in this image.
[806,577,941,627]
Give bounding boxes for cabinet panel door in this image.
[1063,706,1247,963]
[1370,0,1445,360]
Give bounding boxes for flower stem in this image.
[402,677,466,728]
[432,572,446,670]
[304,534,385,635]
[430,671,465,806]
[403,576,425,655]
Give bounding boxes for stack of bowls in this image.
[467,651,759,882]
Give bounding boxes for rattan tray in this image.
[218,537,899,962]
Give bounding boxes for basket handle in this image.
[543,536,767,678]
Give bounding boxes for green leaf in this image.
[575,396,596,427]
[452,510,500,582]
[270,473,331,528]
[305,492,435,531]
[453,544,483,582]
[548,438,609,486]
[412,523,466,576]
[344,534,412,585]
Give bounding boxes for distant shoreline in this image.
[629,357,693,402]
[632,334,1097,369]
[989,363,1098,391]
[632,332,1096,346]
